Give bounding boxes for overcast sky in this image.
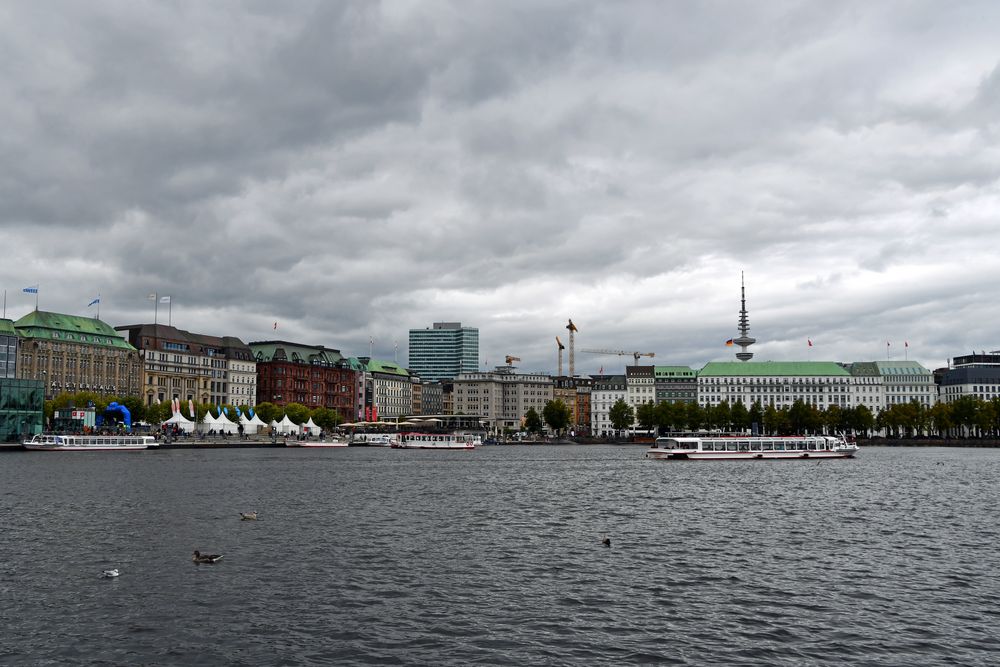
[3,1,999,375]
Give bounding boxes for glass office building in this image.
[0,378,44,443]
[408,322,479,382]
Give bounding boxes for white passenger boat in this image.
[349,433,397,447]
[286,437,349,448]
[22,434,158,451]
[645,434,859,460]
[392,433,476,450]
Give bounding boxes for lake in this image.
[2,445,998,665]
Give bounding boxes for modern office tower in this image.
[408,322,479,381]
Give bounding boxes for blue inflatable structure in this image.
[95,402,132,431]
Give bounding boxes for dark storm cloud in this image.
[3,0,1000,373]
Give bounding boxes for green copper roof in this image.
[874,361,931,375]
[249,341,343,365]
[699,361,850,377]
[654,365,696,378]
[0,318,16,336]
[365,359,409,376]
[14,311,135,350]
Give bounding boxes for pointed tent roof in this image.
[304,417,318,428]
[279,414,297,426]
[216,412,236,426]
[249,413,267,426]
[163,412,192,424]
[202,412,219,424]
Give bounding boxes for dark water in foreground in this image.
[2,445,999,665]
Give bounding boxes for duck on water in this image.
[192,550,223,564]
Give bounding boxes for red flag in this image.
[725,339,734,347]
[808,339,813,347]
[905,341,909,348]
[599,366,604,374]
[273,322,278,330]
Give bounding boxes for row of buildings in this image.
[2,310,999,440]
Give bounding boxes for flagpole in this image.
[2,290,5,319]
[35,285,39,311]
[168,298,172,327]
[97,294,100,320]
[153,292,158,325]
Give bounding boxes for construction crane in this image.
[581,348,656,367]
[556,336,565,376]
[505,355,521,367]
[566,319,578,377]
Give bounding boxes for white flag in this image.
[160,295,171,303]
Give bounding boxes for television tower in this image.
[734,272,756,361]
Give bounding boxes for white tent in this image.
[214,412,239,435]
[239,413,259,435]
[162,412,194,433]
[276,414,300,435]
[249,413,267,429]
[302,417,321,436]
[198,411,220,433]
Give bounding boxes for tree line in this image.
[525,395,1000,439]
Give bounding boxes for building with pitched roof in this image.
[360,358,412,420]
[16,311,141,400]
[117,324,255,407]
[250,341,360,422]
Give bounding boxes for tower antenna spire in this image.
[734,272,756,361]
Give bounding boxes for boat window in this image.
[750,441,762,451]
[737,441,749,451]
[726,442,738,451]
[774,443,784,451]
[701,441,713,451]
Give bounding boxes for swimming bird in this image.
[602,536,611,547]
[101,568,120,578]
[240,511,258,521]
[192,550,223,564]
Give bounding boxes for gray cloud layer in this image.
[3,1,999,374]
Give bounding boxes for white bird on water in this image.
[101,568,120,578]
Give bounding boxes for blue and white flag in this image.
[223,407,229,416]
[88,297,100,307]
[235,406,242,417]
[23,286,38,294]
[248,408,255,418]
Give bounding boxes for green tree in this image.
[709,400,732,431]
[120,395,146,424]
[928,402,953,437]
[853,405,875,437]
[730,400,750,432]
[254,402,281,425]
[542,399,572,434]
[284,402,311,426]
[749,401,764,433]
[635,401,657,432]
[609,398,635,433]
[951,396,980,437]
[524,407,543,434]
[685,402,704,431]
[789,399,821,434]
[310,407,342,431]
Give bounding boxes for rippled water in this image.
[2,445,999,665]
